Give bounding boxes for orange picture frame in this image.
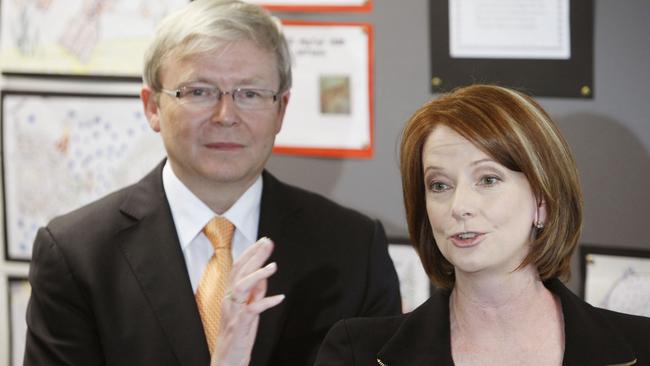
[274,20,374,159]
[251,0,372,13]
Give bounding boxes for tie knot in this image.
[203,216,234,250]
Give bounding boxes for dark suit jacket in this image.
[315,278,650,366]
[24,162,401,366]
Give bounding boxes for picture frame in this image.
[387,237,432,313]
[274,20,374,159]
[580,244,650,317]
[243,0,372,13]
[1,91,166,261]
[7,276,30,366]
[429,0,594,98]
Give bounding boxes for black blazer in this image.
[315,278,650,366]
[24,162,401,366]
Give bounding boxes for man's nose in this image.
[210,92,238,126]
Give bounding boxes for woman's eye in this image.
[479,175,501,186]
[428,181,450,192]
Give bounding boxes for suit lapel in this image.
[250,171,301,366]
[117,162,210,366]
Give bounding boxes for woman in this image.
[315,85,650,366]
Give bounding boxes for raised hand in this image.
[210,237,285,366]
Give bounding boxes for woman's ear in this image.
[534,199,547,228]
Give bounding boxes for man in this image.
[24,1,401,365]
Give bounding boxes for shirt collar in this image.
[162,162,262,250]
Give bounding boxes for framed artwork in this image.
[387,238,432,313]
[243,0,372,12]
[1,91,166,261]
[274,20,374,159]
[7,277,30,366]
[0,0,188,79]
[429,0,594,98]
[581,244,650,317]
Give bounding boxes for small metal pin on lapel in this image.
[606,359,637,366]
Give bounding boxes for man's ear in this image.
[141,86,161,133]
[274,91,290,134]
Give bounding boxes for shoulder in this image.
[591,307,650,347]
[546,278,650,361]
[262,171,377,227]
[46,182,136,242]
[46,163,164,237]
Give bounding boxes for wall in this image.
[268,0,650,294]
[1,0,649,364]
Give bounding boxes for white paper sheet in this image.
[584,253,650,317]
[388,244,430,313]
[449,0,571,59]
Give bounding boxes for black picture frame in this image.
[429,0,594,98]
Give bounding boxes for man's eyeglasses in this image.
[160,85,280,111]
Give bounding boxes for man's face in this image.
[143,39,289,192]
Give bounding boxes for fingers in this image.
[246,294,285,313]
[228,261,277,304]
[230,237,274,281]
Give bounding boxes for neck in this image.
[450,265,557,333]
[169,162,260,215]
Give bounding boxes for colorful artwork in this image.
[0,0,188,76]
[2,92,166,260]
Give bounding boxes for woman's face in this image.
[422,125,544,278]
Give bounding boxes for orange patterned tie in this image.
[195,216,234,354]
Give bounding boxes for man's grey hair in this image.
[143,0,292,93]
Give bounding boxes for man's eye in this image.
[188,87,210,97]
[240,89,262,99]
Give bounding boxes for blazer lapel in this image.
[117,162,210,366]
[250,171,301,366]
[377,289,454,366]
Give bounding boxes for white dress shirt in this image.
[162,162,261,293]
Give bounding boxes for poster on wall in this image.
[0,0,188,78]
[274,21,373,158]
[243,0,372,12]
[387,238,431,313]
[8,277,30,366]
[581,245,650,318]
[1,91,166,261]
[430,0,594,98]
